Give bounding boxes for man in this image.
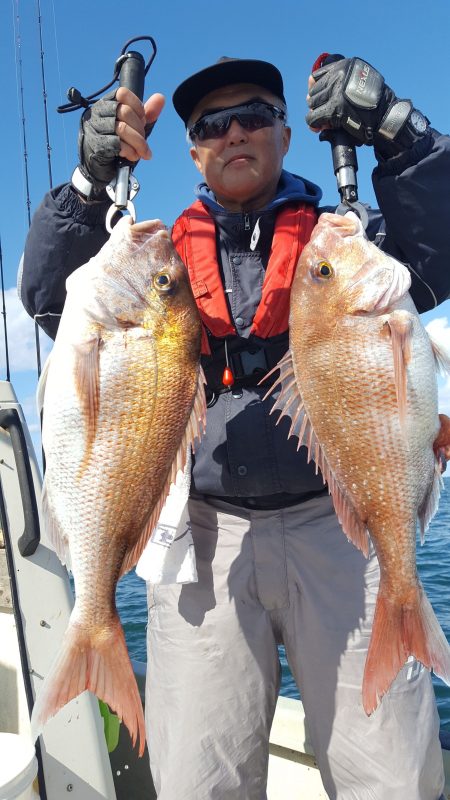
[20,55,450,799]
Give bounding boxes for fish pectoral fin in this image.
[119,366,207,577]
[385,310,413,427]
[73,336,101,451]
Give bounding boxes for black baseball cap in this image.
[172,57,286,125]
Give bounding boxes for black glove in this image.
[76,90,121,196]
[306,56,416,153]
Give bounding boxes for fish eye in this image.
[313,260,334,280]
[153,272,173,292]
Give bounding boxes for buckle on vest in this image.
[191,279,208,299]
[230,347,269,379]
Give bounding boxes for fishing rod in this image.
[12,0,53,380]
[58,36,158,233]
[32,0,57,378]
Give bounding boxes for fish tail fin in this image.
[31,612,146,756]
[363,583,450,715]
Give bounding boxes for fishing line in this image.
[36,0,53,190]
[50,0,70,177]
[12,0,43,379]
[8,0,32,386]
[12,0,57,380]
[8,11,49,791]
[32,0,58,378]
[0,236,11,383]
[12,0,32,229]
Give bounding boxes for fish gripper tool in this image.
[56,36,157,234]
[312,53,369,229]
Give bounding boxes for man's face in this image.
[188,83,291,212]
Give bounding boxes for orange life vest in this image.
[172,199,318,354]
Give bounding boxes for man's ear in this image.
[282,126,292,156]
[190,146,204,175]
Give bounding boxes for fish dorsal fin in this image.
[263,353,307,445]
[386,310,414,427]
[264,351,370,557]
[73,336,101,459]
[119,366,207,577]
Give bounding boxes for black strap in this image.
[202,332,289,395]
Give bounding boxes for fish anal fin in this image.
[323,465,370,557]
[385,310,413,426]
[73,336,101,456]
[119,366,207,577]
[363,583,450,715]
[31,612,146,756]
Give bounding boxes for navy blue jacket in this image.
[19,129,450,505]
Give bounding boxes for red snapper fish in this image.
[32,218,205,754]
[268,211,450,714]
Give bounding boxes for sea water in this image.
[118,477,450,730]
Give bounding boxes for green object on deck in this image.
[99,700,121,753]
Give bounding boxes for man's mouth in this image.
[225,154,252,166]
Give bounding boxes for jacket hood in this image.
[195,169,322,215]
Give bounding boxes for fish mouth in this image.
[131,219,168,235]
[315,210,363,239]
[129,221,171,250]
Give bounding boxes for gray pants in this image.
[145,494,445,799]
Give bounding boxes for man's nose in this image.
[226,117,249,144]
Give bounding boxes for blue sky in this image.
[1,0,449,458]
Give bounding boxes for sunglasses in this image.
[188,101,286,142]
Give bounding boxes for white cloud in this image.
[425,316,450,350]
[425,316,450,415]
[0,289,53,373]
[437,375,450,416]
